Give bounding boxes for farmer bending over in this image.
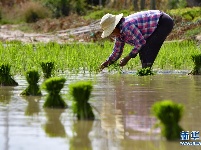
[99,10,174,70]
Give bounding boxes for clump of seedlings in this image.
[40,62,54,78]
[0,64,18,86]
[108,62,122,73]
[21,70,42,96]
[151,100,184,140]
[136,67,155,76]
[68,81,94,120]
[188,54,201,75]
[43,77,67,108]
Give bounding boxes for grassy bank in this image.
[0,40,200,76]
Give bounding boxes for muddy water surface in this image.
[0,73,201,150]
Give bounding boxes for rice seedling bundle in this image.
[43,77,67,108]
[40,61,55,78]
[68,81,94,120]
[0,64,18,86]
[151,100,184,140]
[21,70,42,96]
[189,54,201,75]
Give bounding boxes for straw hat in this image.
[100,13,123,38]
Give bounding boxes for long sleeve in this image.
[104,39,125,66]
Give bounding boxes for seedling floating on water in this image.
[136,67,155,76]
[0,64,18,86]
[40,62,54,78]
[188,54,201,75]
[21,70,42,96]
[43,77,67,108]
[69,81,94,120]
[151,100,184,140]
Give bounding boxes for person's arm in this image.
[100,39,125,70]
[119,25,146,66]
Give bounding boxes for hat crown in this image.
[100,13,116,30]
[100,13,123,38]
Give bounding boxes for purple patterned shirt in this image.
[107,10,162,64]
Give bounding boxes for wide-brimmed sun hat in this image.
[100,13,123,38]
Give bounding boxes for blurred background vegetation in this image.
[0,0,200,24]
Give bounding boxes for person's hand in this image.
[119,55,131,66]
[99,61,109,71]
[100,63,105,71]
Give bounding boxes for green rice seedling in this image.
[21,70,42,96]
[0,64,18,86]
[136,67,155,76]
[0,40,200,75]
[40,61,55,78]
[151,100,184,141]
[68,81,94,120]
[43,77,67,108]
[108,62,123,73]
[188,54,201,75]
[155,40,200,70]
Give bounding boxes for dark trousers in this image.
[139,13,174,68]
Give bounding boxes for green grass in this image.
[167,7,201,21]
[185,27,201,38]
[40,61,55,78]
[0,40,200,76]
[155,40,201,70]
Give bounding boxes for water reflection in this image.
[70,120,93,150]
[43,108,66,138]
[0,86,13,104]
[0,86,13,150]
[192,75,201,91]
[99,74,160,141]
[0,74,201,150]
[101,99,124,139]
[22,96,40,116]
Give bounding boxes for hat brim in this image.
[101,13,123,38]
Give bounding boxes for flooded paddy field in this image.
[0,71,201,150]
